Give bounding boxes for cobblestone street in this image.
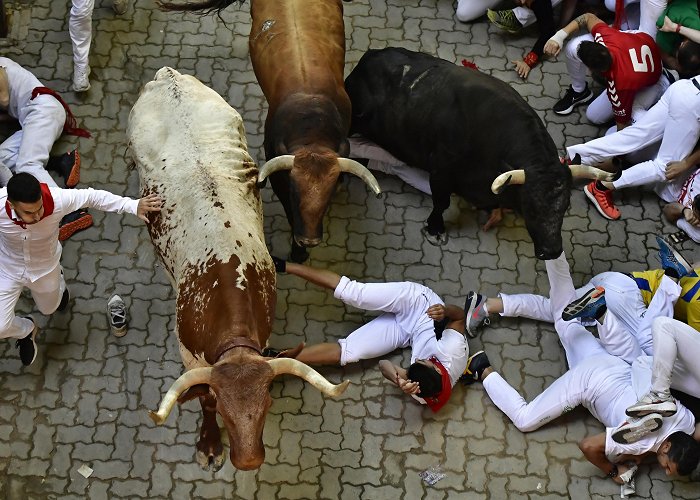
[0,0,696,498]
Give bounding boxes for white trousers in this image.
[484,254,637,431]
[0,264,65,339]
[568,78,700,200]
[0,94,65,187]
[677,218,700,243]
[70,0,95,70]
[638,0,668,39]
[650,316,700,398]
[333,278,440,366]
[456,0,500,22]
[564,33,668,125]
[347,137,431,195]
[503,271,681,360]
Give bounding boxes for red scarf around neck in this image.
[5,183,54,228]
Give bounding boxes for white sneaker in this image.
[72,65,91,92]
[612,413,663,444]
[626,390,677,417]
[107,295,128,337]
[112,0,128,15]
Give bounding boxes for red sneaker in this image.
[584,181,620,220]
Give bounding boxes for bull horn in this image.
[148,367,213,425]
[569,164,616,182]
[338,158,382,197]
[258,155,295,184]
[268,358,350,397]
[491,170,525,194]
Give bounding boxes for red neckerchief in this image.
[4,183,55,228]
[30,87,91,138]
[423,357,452,413]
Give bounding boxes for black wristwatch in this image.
[607,465,618,478]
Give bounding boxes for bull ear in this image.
[177,384,212,404]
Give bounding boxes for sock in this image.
[664,267,680,280]
[595,304,607,322]
[595,180,609,191]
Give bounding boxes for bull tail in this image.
[157,0,243,15]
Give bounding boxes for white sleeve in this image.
[55,187,139,216]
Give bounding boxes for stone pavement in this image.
[0,0,696,498]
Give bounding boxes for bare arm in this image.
[579,433,632,485]
[661,16,700,44]
[285,262,342,290]
[426,304,466,335]
[378,360,420,395]
[545,13,604,56]
[666,145,700,181]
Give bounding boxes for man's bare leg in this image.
[294,342,342,365]
[286,262,341,290]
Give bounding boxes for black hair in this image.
[667,431,700,476]
[6,173,41,203]
[407,362,442,398]
[678,40,700,77]
[577,41,612,73]
[692,194,700,215]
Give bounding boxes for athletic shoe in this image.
[553,85,594,115]
[112,0,128,14]
[262,347,283,358]
[486,9,523,33]
[626,390,677,417]
[57,288,70,312]
[584,181,620,220]
[459,350,490,385]
[656,235,692,279]
[559,153,582,166]
[47,150,81,188]
[611,413,663,444]
[561,286,606,321]
[107,295,128,337]
[72,65,91,92]
[464,291,490,338]
[668,230,690,246]
[16,317,38,366]
[59,209,93,241]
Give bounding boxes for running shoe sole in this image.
[584,184,619,220]
[65,151,81,188]
[626,400,677,418]
[59,213,94,241]
[612,414,663,444]
[561,286,605,321]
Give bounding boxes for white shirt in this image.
[0,186,139,282]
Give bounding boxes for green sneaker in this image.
[487,9,523,34]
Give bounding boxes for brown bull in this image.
[159,0,381,262]
[128,67,348,471]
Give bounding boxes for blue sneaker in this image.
[656,235,692,279]
[561,287,606,321]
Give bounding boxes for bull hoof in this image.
[196,448,226,472]
[289,244,309,263]
[421,226,449,246]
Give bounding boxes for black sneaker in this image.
[668,230,691,246]
[262,347,283,358]
[59,209,93,241]
[47,149,81,188]
[553,85,594,115]
[459,350,490,385]
[16,317,38,366]
[562,287,606,321]
[57,288,70,312]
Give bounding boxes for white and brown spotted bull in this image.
[127,67,349,471]
[158,0,381,263]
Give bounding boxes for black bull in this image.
[345,47,572,260]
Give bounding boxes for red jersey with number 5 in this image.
[591,23,661,125]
